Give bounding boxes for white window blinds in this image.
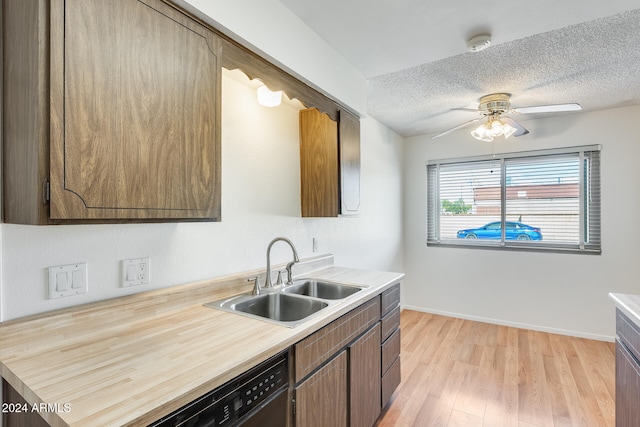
[426,146,601,254]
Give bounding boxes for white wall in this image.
[403,105,640,340]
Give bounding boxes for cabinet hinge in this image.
[291,397,296,416]
[43,179,50,203]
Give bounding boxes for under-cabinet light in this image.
[257,85,282,107]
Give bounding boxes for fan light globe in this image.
[502,123,517,139]
[490,120,504,136]
[471,123,493,142]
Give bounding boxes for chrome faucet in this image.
[264,237,300,288]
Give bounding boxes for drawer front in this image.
[381,328,401,375]
[380,305,400,343]
[617,309,640,363]
[380,283,400,317]
[381,356,401,408]
[295,297,381,382]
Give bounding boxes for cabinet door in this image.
[349,324,381,427]
[299,108,339,217]
[299,108,361,218]
[294,350,347,427]
[339,110,361,215]
[49,0,221,221]
[616,340,640,427]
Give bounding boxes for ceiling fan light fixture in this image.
[435,93,577,140]
[471,123,493,142]
[472,116,517,141]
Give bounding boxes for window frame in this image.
[426,145,602,254]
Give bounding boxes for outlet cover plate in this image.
[122,257,150,287]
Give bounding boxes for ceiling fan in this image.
[431,93,582,141]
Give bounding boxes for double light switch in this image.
[48,263,88,299]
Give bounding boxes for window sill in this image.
[427,240,601,255]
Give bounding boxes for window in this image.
[427,145,601,254]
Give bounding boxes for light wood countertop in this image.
[0,255,403,426]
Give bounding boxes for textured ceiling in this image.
[279,0,640,137]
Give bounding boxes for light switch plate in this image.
[48,263,88,299]
[121,257,150,287]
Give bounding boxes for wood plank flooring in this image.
[376,310,615,427]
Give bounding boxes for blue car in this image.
[457,221,542,241]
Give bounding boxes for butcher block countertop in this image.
[0,255,403,426]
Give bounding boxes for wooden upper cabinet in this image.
[299,108,360,218]
[300,108,340,217]
[2,0,221,223]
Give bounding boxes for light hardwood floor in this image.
[376,310,615,427]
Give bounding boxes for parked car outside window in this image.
[456,221,542,241]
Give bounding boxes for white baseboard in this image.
[401,304,615,342]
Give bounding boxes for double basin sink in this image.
[206,279,364,327]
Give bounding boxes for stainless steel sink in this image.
[283,279,363,300]
[205,277,364,327]
[234,293,327,321]
[206,292,328,327]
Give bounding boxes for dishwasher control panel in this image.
[236,356,288,418]
[150,350,289,426]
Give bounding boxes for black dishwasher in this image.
[150,350,289,427]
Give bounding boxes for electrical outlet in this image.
[48,263,88,299]
[313,237,319,253]
[122,257,151,287]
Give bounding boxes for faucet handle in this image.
[248,276,260,295]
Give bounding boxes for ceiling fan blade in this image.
[432,118,482,139]
[450,107,479,113]
[502,117,529,137]
[512,103,582,114]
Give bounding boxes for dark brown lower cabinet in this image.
[294,322,383,427]
[294,350,348,427]
[615,309,640,427]
[293,286,401,427]
[616,340,640,427]
[349,324,381,427]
